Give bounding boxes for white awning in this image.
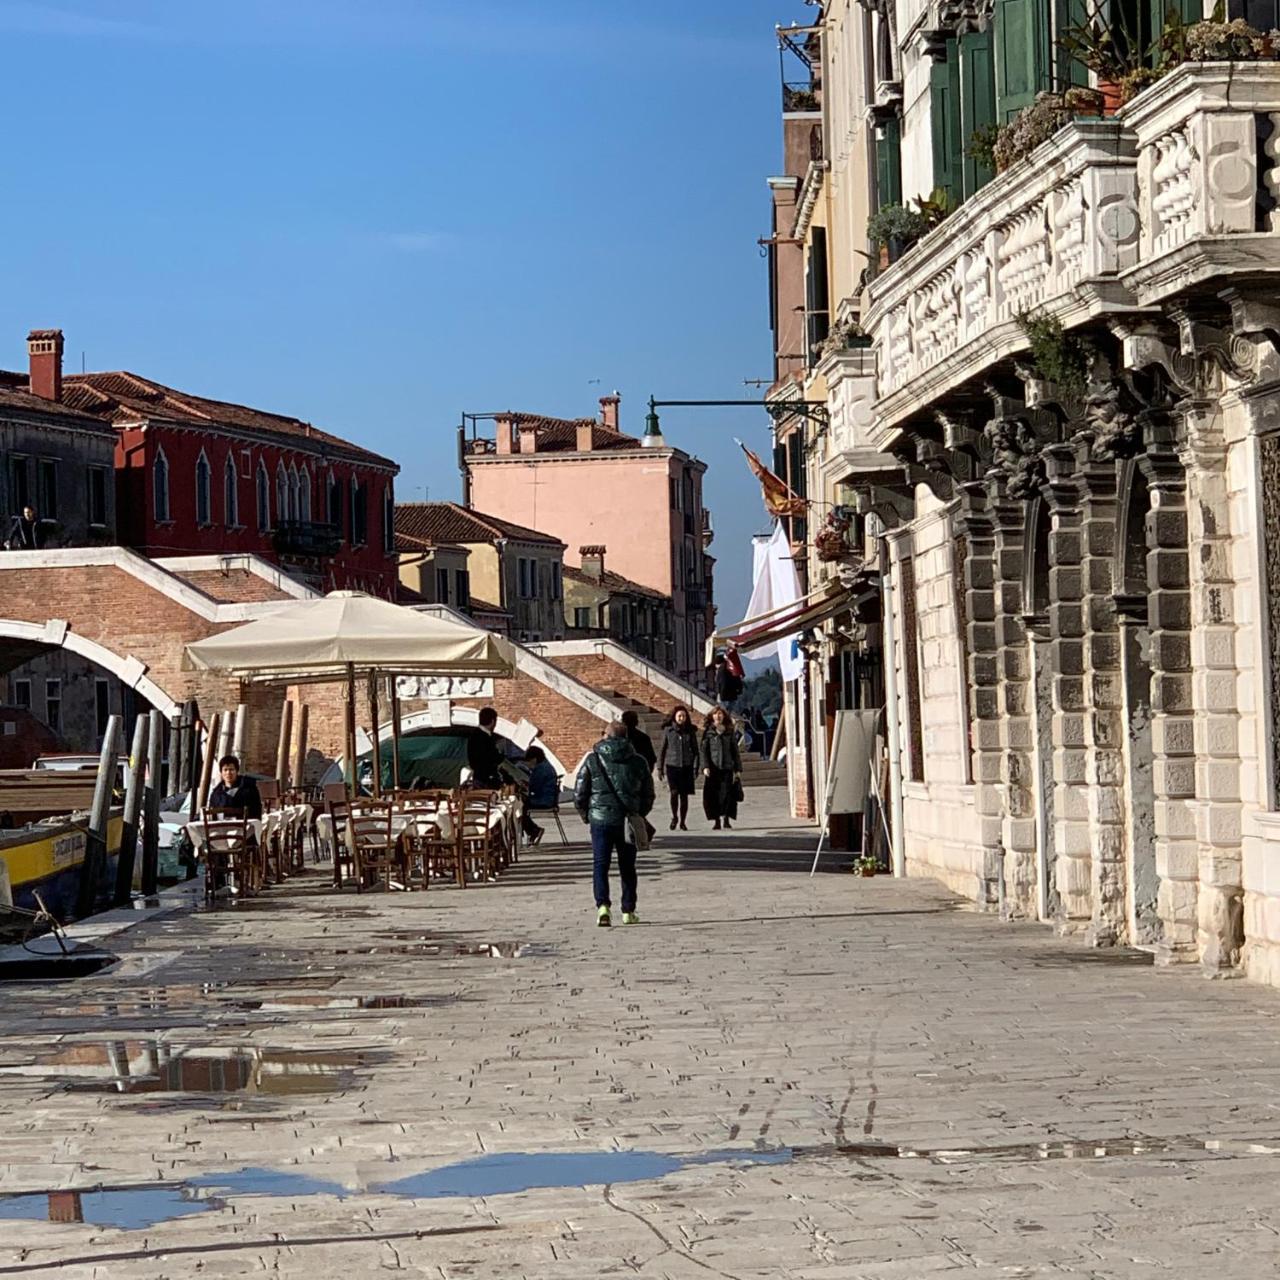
[715,585,852,654]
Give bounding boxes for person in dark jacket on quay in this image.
[575,721,654,927]
[207,755,263,819]
[701,706,743,830]
[520,745,560,844]
[620,708,656,773]
[4,505,41,551]
[466,706,505,788]
[657,703,699,831]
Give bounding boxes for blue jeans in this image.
[591,822,637,912]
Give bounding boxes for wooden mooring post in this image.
[141,709,164,896]
[113,714,150,906]
[77,714,121,919]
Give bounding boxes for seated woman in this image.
[520,746,560,844]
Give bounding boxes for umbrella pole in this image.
[368,671,382,798]
[390,678,402,794]
[345,663,357,795]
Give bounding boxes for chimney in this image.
[518,425,538,454]
[599,393,620,430]
[496,415,515,455]
[580,545,606,580]
[575,420,595,452]
[27,329,64,402]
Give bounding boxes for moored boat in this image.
[0,814,124,922]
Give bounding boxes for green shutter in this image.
[875,115,902,210]
[1055,0,1090,86]
[959,30,996,198]
[930,40,962,205]
[994,0,1050,123]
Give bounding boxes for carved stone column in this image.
[1179,406,1245,974]
[1040,445,1090,931]
[1139,428,1199,964]
[955,481,1002,908]
[989,484,1037,918]
[1076,446,1128,947]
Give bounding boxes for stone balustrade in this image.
[864,63,1280,438]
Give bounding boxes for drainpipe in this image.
[877,526,906,878]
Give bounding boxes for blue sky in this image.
[0,0,812,646]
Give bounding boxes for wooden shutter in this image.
[1054,0,1090,87]
[930,40,962,204]
[805,226,829,365]
[960,30,996,198]
[994,0,1050,123]
[875,114,903,210]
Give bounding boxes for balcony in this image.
[862,63,1280,443]
[782,81,820,114]
[271,520,342,559]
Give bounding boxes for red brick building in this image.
[19,330,399,596]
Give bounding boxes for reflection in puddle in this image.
[338,939,553,959]
[0,1168,349,1229]
[377,1147,790,1199]
[794,1135,1280,1163]
[0,1150,783,1228]
[227,993,451,1012]
[0,954,118,983]
[0,1042,371,1096]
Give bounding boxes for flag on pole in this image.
[737,440,809,519]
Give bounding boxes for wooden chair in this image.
[323,783,353,888]
[457,790,501,884]
[199,809,256,901]
[395,794,447,890]
[348,799,399,891]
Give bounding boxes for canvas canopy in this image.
[185,591,514,683]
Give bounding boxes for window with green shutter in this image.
[875,114,902,210]
[959,29,996,197]
[994,0,1050,123]
[930,39,962,205]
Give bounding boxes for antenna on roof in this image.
[81,352,85,374]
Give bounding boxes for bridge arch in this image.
[0,618,182,720]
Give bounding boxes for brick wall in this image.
[546,653,684,717]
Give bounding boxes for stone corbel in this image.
[1221,287,1280,386]
[1168,303,1259,388]
[852,479,916,529]
[1108,318,1199,399]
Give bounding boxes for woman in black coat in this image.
[700,706,743,830]
[658,704,700,831]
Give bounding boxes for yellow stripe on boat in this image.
[2,817,124,889]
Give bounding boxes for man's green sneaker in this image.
[597,906,611,927]
[621,911,639,925]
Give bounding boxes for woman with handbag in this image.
[701,706,743,830]
[658,704,699,831]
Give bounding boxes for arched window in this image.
[256,460,270,531]
[327,471,342,534]
[298,466,312,521]
[224,454,239,527]
[382,484,394,553]
[289,464,301,523]
[195,450,211,526]
[276,462,289,524]
[153,448,170,523]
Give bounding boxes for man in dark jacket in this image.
[620,709,656,773]
[5,505,40,551]
[207,755,263,819]
[466,706,505,788]
[575,721,654,927]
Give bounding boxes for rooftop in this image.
[563,562,670,602]
[395,502,565,549]
[55,370,396,469]
[0,373,117,431]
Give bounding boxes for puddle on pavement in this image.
[0,1042,373,1096]
[0,1167,348,1229]
[794,1135,1280,1163]
[336,939,552,959]
[226,993,452,1012]
[0,1149,785,1228]
[375,1147,790,1199]
[5,1132,1268,1230]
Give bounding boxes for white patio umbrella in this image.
[186,591,514,794]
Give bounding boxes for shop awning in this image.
[715,584,853,654]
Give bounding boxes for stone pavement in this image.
[2,791,1280,1278]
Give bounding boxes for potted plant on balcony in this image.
[866,190,952,264]
[813,510,856,563]
[1060,0,1156,112]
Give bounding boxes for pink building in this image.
[462,396,712,684]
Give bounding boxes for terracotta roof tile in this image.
[395,502,564,548]
[61,371,396,469]
[563,563,669,602]
[0,373,117,430]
